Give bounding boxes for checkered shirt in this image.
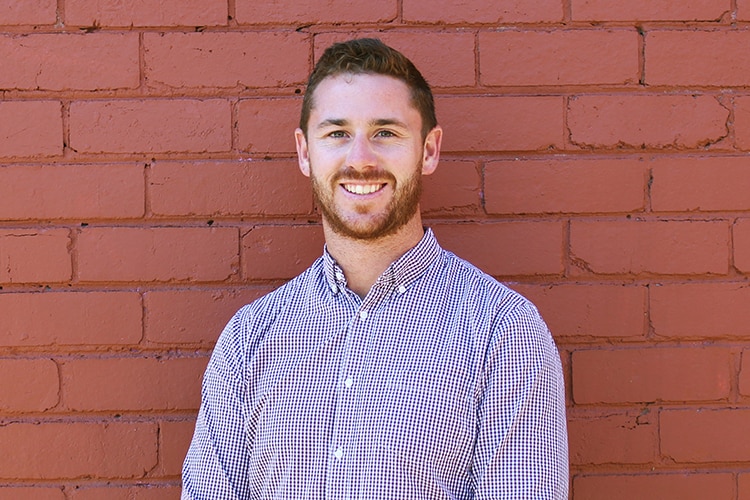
[182,228,569,499]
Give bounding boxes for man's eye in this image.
[328,131,347,138]
[375,130,396,138]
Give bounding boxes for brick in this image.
[650,283,750,339]
[65,0,227,27]
[0,33,138,91]
[661,408,750,462]
[70,486,181,500]
[485,158,646,215]
[479,30,639,86]
[144,288,269,344]
[77,227,239,283]
[235,0,396,24]
[69,99,231,155]
[0,359,59,412]
[646,30,750,87]
[421,160,482,215]
[568,411,657,464]
[159,420,196,476]
[432,222,564,276]
[740,473,750,500]
[144,32,308,89]
[0,487,64,500]
[0,0,56,25]
[314,32,476,88]
[650,156,750,212]
[737,219,750,272]
[437,96,564,152]
[0,101,62,158]
[0,292,142,346]
[741,0,750,20]
[571,0,729,21]
[569,220,729,276]
[0,164,144,220]
[568,95,729,150]
[572,348,731,404]
[0,422,157,479]
[736,96,750,150]
[512,284,646,339]
[237,98,300,154]
[740,350,750,396]
[574,473,734,500]
[241,225,325,280]
[0,229,71,284]
[403,0,563,23]
[61,357,206,411]
[149,160,312,217]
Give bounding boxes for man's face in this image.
[295,73,441,241]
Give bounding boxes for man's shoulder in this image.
[437,248,538,315]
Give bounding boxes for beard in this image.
[310,163,423,241]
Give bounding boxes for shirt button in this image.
[344,377,353,388]
[397,285,406,294]
[335,271,345,281]
[334,447,343,460]
[359,310,368,320]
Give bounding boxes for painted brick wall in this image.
[0,1,748,498]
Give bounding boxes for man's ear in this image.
[421,125,442,176]
[294,128,310,177]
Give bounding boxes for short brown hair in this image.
[299,38,437,139]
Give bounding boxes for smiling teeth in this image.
[344,183,382,195]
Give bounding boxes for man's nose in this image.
[345,134,377,170]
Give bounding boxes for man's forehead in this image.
[308,73,418,118]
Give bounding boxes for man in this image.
[182,38,568,499]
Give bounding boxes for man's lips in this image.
[341,182,387,195]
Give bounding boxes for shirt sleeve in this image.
[182,308,252,500]
[472,301,569,499]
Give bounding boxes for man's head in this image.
[299,38,437,140]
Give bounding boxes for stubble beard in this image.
[311,164,423,241]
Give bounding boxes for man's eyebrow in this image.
[315,118,409,129]
[316,118,348,129]
[371,118,408,128]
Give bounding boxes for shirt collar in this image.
[322,228,441,296]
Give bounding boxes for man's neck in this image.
[323,216,425,299]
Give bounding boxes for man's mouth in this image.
[342,183,386,195]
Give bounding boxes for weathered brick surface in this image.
[0,164,145,220]
[149,160,312,217]
[0,33,139,91]
[65,0,228,27]
[0,0,56,25]
[69,99,232,155]
[574,473,734,500]
[0,229,72,284]
[77,227,239,283]
[572,348,731,404]
[568,95,729,149]
[3,2,750,497]
[0,422,158,479]
[571,0,730,21]
[646,30,750,87]
[479,30,639,86]
[144,32,308,89]
[485,158,646,215]
[570,220,729,276]
[402,0,563,23]
[0,292,142,347]
[0,101,62,158]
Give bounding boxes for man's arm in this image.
[182,309,252,500]
[472,301,569,499]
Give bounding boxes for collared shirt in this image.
[182,229,569,499]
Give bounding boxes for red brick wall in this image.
[1,1,748,498]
